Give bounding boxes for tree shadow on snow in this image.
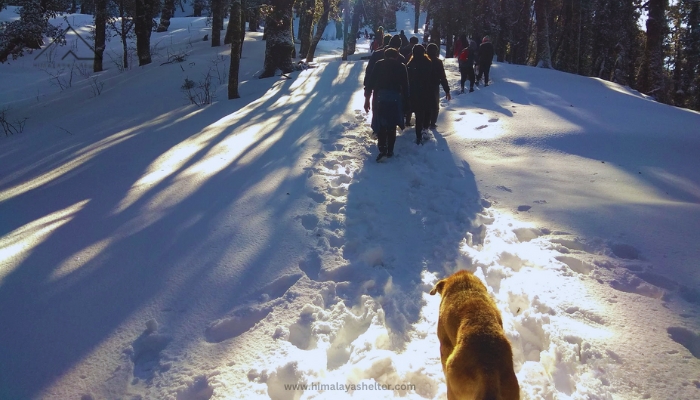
[0,61,362,398]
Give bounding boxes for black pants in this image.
[460,65,475,91]
[477,63,491,84]
[414,107,429,139]
[377,126,397,154]
[429,86,440,126]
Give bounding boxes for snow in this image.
[1,4,700,400]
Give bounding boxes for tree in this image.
[637,0,667,98]
[94,0,107,71]
[0,0,70,63]
[297,0,315,58]
[212,0,223,46]
[534,0,552,67]
[107,0,135,70]
[306,0,330,62]
[133,0,159,65]
[229,0,243,98]
[157,0,175,32]
[414,0,420,33]
[259,0,295,78]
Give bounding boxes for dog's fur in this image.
[430,270,520,400]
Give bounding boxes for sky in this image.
[1,4,699,400]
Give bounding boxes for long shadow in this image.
[0,62,362,398]
[341,112,481,343]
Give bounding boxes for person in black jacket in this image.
[400,36,419,126]
[426,43,451,129]
[364,47,410,161]
[476,36,494,86]
[364,35,406,94]
[406,44,433,144]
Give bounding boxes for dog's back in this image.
[431,270,520,400]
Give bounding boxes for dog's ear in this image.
[430,279,445,296]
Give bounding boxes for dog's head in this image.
[430,270,484,296]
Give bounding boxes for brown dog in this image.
[430,270,520,400]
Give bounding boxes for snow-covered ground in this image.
[1,5,699,400]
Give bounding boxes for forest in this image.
[1,0,698,110]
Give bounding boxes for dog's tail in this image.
[480,369,520,400]
[479,371,501,400]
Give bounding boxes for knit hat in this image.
[483,36,490,43]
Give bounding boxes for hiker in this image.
[476,36,494,86]
[426,43,451,129]
[399,30,409,48]
[453,34,465,58]
[364,46,409,161]
[456,34,475,93]
[400,36,419,126]
[364,35,406,95]
[469,36,480,84]
[370,26,385,52]
[406,44,433,144]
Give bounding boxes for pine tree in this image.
[0,0,71,63]
[259,0,295,77]
[637,0,668,99]
[534,0,552,67]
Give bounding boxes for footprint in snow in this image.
[476,125,488,130]
[496,185,513,192]
[300,214,319,230]
[488,118,499,123]
[666,327,700,359]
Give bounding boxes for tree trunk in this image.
[239,0,246,57]
[306,0,330,63]
[229,0,242,99]
[445,33,453,58]
[687,1,700,109]
[157,0,175,32]
[535,0,552,68]
[193,0,203,17]
[348,0,361,55]
[430,23,440,45]
[637,0,667,97]
[298,0,314,58]
[81,0,95,15]
[414,0,420,33]
[212,0,223,46]
[250,7,260,32]
[134,0,157,66]
[119,0,130,69]
[259,0,295,78]
[93,0,106,72]
[341,0,349,60]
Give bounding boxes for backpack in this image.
[458,48,469,62]
[458,48,469,68]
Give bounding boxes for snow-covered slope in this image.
[1,5,699,400]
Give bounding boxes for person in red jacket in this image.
[453,34,466,59]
